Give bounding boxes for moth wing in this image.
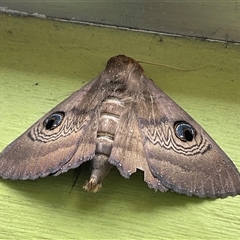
[138,77,240,198]
[109,101,168,192]
[0,77,103,180]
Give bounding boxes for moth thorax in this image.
[96,98,125,156]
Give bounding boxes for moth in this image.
[0,55,240,198]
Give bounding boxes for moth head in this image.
[44,112,65,130]
[174,121,196,142]
[105,55,144,76]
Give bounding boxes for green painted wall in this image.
[0,14,239,239]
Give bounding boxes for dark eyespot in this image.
[174,121,196,142]
[44,112,65,130]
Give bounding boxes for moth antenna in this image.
[69,167,82,194]
[57,91,75,99]
[137,60,202,71]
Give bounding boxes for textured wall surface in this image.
[0,0,240,42]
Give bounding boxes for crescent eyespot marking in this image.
[29,115,89,142]
[143,121,210,156]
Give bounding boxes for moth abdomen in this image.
[83,154,113,193]
[84,97,126,192]
[96,98,125,144]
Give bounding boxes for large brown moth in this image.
[0,55,240,198]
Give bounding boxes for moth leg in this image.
[83,154,113,192]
